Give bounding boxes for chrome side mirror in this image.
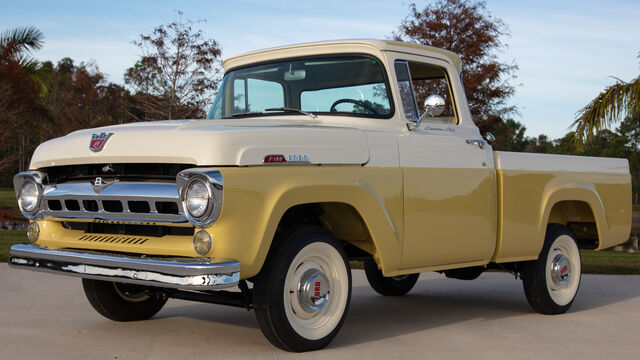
[409,94,446,130]
[483,132,496,145]
[424,94,445,117]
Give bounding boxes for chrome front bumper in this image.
[9,244,240,290]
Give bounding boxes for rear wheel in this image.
[364,260,419,296]
[82,279,167,321]
[253,226,351,352]
[521,224,581,314]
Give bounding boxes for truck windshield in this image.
[207,56,393,119]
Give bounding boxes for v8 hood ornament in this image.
[92,177,118,193]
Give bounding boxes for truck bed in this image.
[492,151,631,262]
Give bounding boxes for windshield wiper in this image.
[265,107,317,120]
[228,111,264,118]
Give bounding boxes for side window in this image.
[394,61,419,120]
[233,79,246,113]
[232,78,284,113]
[408,61,457,124]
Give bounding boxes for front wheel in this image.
[521,224,581,314]
[253,226,351,352]
[82,279,167,321]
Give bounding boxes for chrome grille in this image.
[39,182,186,223]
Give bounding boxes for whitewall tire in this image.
[522,224,582,314]
[253,226,351,352]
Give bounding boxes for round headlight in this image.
[19,180,40,214]
[193,230,212,255]
[185,179,210,218]
[26,222,39,243]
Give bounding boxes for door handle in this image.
[466,139,487,149]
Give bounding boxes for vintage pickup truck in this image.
[10,40,632,352]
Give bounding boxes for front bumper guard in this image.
[9,244,240,290]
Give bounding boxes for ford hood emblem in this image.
[89,133,113,152]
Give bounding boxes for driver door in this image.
[391,55,497,270]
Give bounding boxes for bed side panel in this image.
[493,152,631,262]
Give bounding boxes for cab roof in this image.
[222,39,462,73]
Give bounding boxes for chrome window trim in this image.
[394,60,420,123]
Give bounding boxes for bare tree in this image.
[125,12,222,120]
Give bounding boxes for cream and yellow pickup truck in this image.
[10,40,632,352]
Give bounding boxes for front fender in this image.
[208,167,403,278]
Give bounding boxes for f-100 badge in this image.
[263,154,310,163]
[89,133,113,152]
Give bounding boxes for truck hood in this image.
[29,118,370,169]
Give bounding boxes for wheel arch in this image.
[539,179,608,253]
[248,183,403,279]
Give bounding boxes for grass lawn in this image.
[0,230,26,262]
[0,187,17,207]
[634,204,640,211]
[0,187,22,219]
[581,249,640,275]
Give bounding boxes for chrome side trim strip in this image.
[9,244,240,290]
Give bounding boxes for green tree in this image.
[488,118,528,152]
[525,134,554,154]
[572,53,639,142]
[41,58,136,138]
[616,112,640,195]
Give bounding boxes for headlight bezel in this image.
[13,171,45,219]
[176,168,223,228]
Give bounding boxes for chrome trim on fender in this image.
[176,168,223,228]
[9,244,240,290]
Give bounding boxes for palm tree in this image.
[0,26,45,173]
[572,54,640,142]
[0,26,46,92]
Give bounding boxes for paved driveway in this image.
[1,263,638,359]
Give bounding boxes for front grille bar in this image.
[38,181,186,223]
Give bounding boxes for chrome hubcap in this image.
[550,254,571,287]
[297,269,330,313]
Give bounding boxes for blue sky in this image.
[2,0,639,139]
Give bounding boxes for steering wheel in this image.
[329,99,380,115]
